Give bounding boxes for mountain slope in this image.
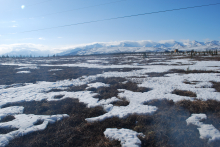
[58,40,220,56]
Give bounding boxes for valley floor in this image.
[0,53,220,147]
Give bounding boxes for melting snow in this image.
[186,114,220,143]
[104,128,143,147]
[1,56,220,146]
[48,69,63,71]
[86,82,109,89]
[0,114,68,146]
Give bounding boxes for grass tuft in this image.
[172,89,197,97]
[0,115,15,123]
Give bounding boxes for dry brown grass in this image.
[211,82,220,92]
[170,69,220,74]
[172,89,197,97]
[92,77,151,100]
[53,95,65,99]
[4,98,220,147]
[0,127,18,134]
[0,115,15,123]
[111,99,130,106]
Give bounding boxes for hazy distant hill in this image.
[58,40,220,56]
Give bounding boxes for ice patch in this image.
[104,128,143,147]
[186,114,220,143]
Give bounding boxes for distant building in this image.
[174,49,179,53]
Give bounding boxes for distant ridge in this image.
[58,40,220,56]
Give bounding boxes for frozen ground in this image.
[0,54,220,146]
[186,114,220,143]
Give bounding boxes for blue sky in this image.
[0,0,220,53]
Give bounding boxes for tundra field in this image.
[0,53,220,147]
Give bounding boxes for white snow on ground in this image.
[16,71,31,73]
[0,106,24,119]
[16,66,38,70]
[136,73,220,102]
[86,60,103,63]
[86,82,109,89]
[186,114,220,143]
[48,69,63,71]
[0,114,68,146]
[104,128,143,147]
[1,59,220,72]
[1,56,220,146]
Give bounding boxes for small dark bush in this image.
[0,127,18,134]
[212,82,220,92]
[92,78,151,100]
[111,99,130,106]
[0,115,15,123]
[34,119,44,126]
[53,95,64,99]
[172,89,197,97]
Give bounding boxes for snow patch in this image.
[48,69,63,71]
[186,114,220,143]
[0,114,68,146]
[16,71,31,73]
[104,128,143,147]
[87,82,109,89]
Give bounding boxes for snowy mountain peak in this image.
[58,40,220,56]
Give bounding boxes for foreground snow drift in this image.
[186,114,220,143]
[0,112,68,146]
[104,128,144,147]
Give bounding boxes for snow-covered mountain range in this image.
[1,40,220,57]
[58,40,220,56]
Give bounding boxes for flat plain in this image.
[0,53,220,147]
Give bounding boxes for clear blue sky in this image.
[0,0,220,49]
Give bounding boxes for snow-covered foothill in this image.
[104,128,143,147]
[0,114,68,146]
[16,71,31,74]
[186,114,220,143]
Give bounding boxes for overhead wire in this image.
[9,2,220,34]
[27,0,128,19]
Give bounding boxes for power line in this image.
[27,0,128,19]
[13,2,220,34]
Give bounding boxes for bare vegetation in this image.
[0,65,140,85]
[92,77,151,100]
[0,115,15,123]
[211,82,220,92]
[0,127,18,134]
[1,54,220,147]
[172,89,197,97]
[5,98,220,147]
[53,95,65,99]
